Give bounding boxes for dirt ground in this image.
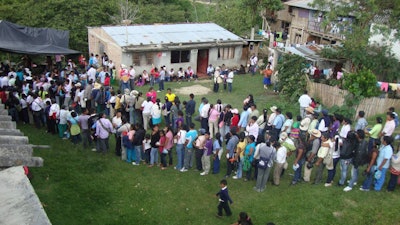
[174,80,212,96]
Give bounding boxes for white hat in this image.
[270,106,277,113]
[309,129,321,138]
[231,108,239,114]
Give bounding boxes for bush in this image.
[343,69,380,98]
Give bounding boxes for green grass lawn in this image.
[25,75,400,225]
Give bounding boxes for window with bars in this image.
[171,50,190,63]
[145,52,154,65]
[132,53,141,66]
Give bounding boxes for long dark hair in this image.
[215,132,222,147]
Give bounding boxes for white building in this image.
[88,23,247,77]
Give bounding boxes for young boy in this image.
[216,179,233,217]
[142,134,151,164]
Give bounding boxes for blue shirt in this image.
[377,144,393,169]
[226,135,239,158]
[238,110,249,128]
[245,142,256,162]
[185,130,198,149]
[273,114,285,129]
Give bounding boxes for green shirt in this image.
[369,124,383,139]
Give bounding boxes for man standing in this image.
[95,113,114,154]
[129,65,136,91]
[381,112,396,137]
[303,129,321,182]
[185,93,195,126]
[200,98,210,131]
[181,123,198,172]
[224,127,239,178]
[249,54,258,76]
[298,90,312,118]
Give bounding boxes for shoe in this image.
[232,176,239,179]
[253,186,258,191]
[161,167,167,170]
[343,186,353,192]
[337,182,344,187]
[290,181,297,186]
[91,148,97,152]
[324,183,332,187]
[223,175,229,178]
[215,214,222,218]
[157,90,161,92]
[180,168,188,172]
[174,166,177,170]
[200,172,207,176]
[132,162,139,166]
[347,180,357,186]
[359,187,370,192]
[244,178,248,182]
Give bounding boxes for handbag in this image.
[219,121,224,128]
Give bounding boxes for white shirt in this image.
[339,124,351,138]
[177,130,187,144]
[98,71,106,84]
[382,120,396,136]
[87,67,97,82]
[49,103,60,117]
[129,68,136,79]
[112,116,122,128]
[200,103,210,118]
[141,101,154,114]
[1,76,9,87]
[250,56,258,66]
[227,71,234,83]
[275,146,287,164]
[59,109,69,124]
[298,94,312,108]
[31,98,43,111]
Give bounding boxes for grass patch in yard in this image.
[25,75,400,225]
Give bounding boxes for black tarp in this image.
[0,20,80,55]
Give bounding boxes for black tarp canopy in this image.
[0,20,80,55]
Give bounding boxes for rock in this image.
[0,166,51,225]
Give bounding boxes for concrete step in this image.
[0,121,16,129]
[0,109,8,115]
[0,129,23,136]
[0,156,43,167]
[0,145,33,158]
[0,136,29,145]
[0,115,12,121]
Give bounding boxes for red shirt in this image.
[158,136,166,153]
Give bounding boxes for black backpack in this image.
[354,139,368,167]
[340,132,358,159]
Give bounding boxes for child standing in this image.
[216,179,233,218]
[142,134,151,164]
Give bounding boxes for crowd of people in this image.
[1,54,400,203]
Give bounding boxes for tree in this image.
[310,0,400,81]
[110,0,141,25]
[240,0,284,29]
[276,54,308,103]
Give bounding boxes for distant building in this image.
[88,23,247,77]
[275,0,353,45]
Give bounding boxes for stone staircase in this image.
[0,103,43,168]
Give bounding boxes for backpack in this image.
[258,156,270,169]
[340,132,357,159]
[122,134,133,149]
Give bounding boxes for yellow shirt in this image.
[115,96,121,110]
[236,140,247,158]
[165,93,176,102]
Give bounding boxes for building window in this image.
[217,47,235,60]
[145,52,154,65]
[132,53,141,66]
[171,50,190,63]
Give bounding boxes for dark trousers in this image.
[217,202,232,216]
[115,134,122,156]
[185,114,193,127]
[226,159,234,176]
[195,148,203,171]
[201,117,209,131]
[144,148,151,163]
[32,110,42,128]
[213,83,219,92]
[81,129,92,148]
[47,117,56,134]
[167,149,173,165]
[213,155,220,174]
[387,173,399,192]
[326,158,340,183]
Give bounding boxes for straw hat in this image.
[270,106,277,113]
[75,82,82,87]
[309,129,321,138]
[124,88,130,95]
[130,90,139,97]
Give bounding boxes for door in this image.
[197,49,208,78]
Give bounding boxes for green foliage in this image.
[343,69,380,98]
[276,54,308,103]
[329,104,356,119]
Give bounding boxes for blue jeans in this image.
[185,114,192,127]
[135,145,142,164]
[374,168,388,191]
[121,82,130,91]
[236,160,243,178]
[159,79,164,91]
[326,157,340,183]
[339,158,352,185]
[175,144,184,170]
[292,158,305,183]
[348,165,359,188]
[150,147,159,165]
[361,165,376,190]
[227,83,232,92]
[129,107,135,124]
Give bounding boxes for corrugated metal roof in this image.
[285,0,316,10]
[101,23,243,47]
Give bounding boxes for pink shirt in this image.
[208,108,220,122]
[164,131,174,150]
[146,91,157,103]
